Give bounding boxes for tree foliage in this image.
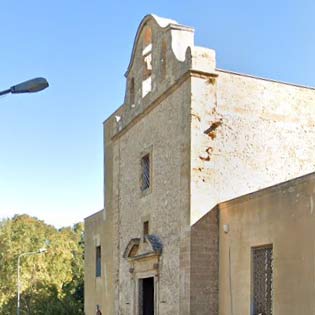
[0,214,84,314]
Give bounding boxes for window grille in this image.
[96,246,101,277]
[141,154,150,191]
[252,245,273,315]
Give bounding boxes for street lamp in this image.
[17,248,47,315]
[0,77,49,96]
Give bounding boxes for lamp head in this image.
[10,77,49,94]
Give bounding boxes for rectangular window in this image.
[143,221,149,241]
[96,246,101,277]
[252,245,273,315]
[141,154,150,191]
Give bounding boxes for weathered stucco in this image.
[191,70,315,224]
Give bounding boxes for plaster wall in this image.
[219,172,315,315]
[84,210,108,315]
[191,71,315,224]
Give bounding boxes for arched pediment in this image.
[123,234,163,260]
[113,14,215,140]
[125,14,194,78]
[125,14,177,78]
[123,238,140,259]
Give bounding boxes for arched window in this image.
[142,26,152,98]
[144,27,152,47]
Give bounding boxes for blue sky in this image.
[0,1,314,227]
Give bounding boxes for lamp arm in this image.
[0,89,11,96]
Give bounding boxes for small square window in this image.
[141,154,150,191]
[96,246,101,277]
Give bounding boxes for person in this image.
[96,304,102,315]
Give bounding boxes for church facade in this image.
[84,15,315,315]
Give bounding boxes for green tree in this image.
[0,214,84,314]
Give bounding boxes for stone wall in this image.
[110,76,191,315]
[190,206,219,315]
[102,15,200,315]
